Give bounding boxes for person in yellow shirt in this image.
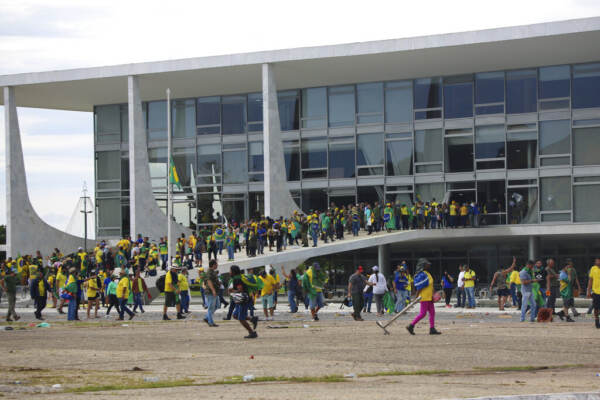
[56,265,67,315]
[178,269,190,314]
[464,265,476,308]
[258,270,277,320]
[116,269,135,321]
[85,270,100,319]
[586,257,600,329]
[459,203,468,227]
[509,266,522,309]
[163,265,185,320]
[449,201,458,228]
[406,258,441,335]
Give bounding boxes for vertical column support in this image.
[378,244,391,277]
[262,63,300,218]
[528,235,540,261]
[128,75,143,238]
[4,86,18,258]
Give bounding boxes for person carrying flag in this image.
[383,203,395,232]
[303,262,328,321]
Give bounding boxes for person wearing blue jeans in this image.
[393,264,410,312]
[519,260,537,322]
[510,282,519,307]
[179,290,190,313]
[116,271,135,321]
[203,259,219,327]
[465,286,476,308]
[363,290,373,312]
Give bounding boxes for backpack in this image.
[156,275,166,293]
[414,271,430,291]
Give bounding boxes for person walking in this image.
[394,264,410,312]
[131,270,151,314]
[105,274,120,316]
[463,265,476,308]
[258,269,277,321]
[519,260,538,322]
[281,266,299,313]
[116,269,135,321]
[229,265,259,339]
[406,258,441,335]
[303,262,328,321]
[368,266,387,316]
[557,263,576,322]
[1,267,20,322]
[586,257,600,329]
[30,270,49,320]
[489,257,516,311]
[441,271,454,308]
[84,270,101,319]
[203,259,219,327]
[348,266,367,321]
[509,266,521,309]
[545,257,560,314]
[163,265,185,321]
[177,268,190,314]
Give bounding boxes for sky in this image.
[1,0,599,235]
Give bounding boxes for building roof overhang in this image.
[2,17,600,112]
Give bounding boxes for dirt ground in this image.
[0,314,599,399]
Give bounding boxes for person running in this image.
[586,257,600,329]
[1,267,20,322]
[406,258,441,335]
[85,270,101,319]
[116,269,135,321]
[489,257,516,311]
[229,265,259,339]
[303,262,328,321]
[164,265,185,321]
[557,263,576,322]
[519,260,538,323]
[348,266,368,321]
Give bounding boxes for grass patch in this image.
[359,369,452,378]
[473,364,585,372]
[64,378,195,393]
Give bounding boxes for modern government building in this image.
[2,17,600,284]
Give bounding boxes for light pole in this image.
[80,182,92,252]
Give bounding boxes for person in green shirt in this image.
[558,264,575,322]
[321,213,332,243]
[383,203,395,232]
[1,267,20,321]
[105,275,120,317]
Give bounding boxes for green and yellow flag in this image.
[169,157,182,189]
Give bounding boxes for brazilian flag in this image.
[241,274,263,294]
[169,157,182,190]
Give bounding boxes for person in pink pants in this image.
[406,258,441,335]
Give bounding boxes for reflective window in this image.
[197,144,221,176]
[357,82,383,124]
[539,120,570,155]
[173,146,195,187]
[477,181,506,224]
[222,95,246,135]
[573,126,600,166]
[385,81,412,123]
[357,133,384,166]
[198,192,221,224]
[148,148,167,188]
[443,75,473,119]
[357,186,384,206]
[386,140,413,176]
[283,141,300,181]
[278,90,300,131]
[223,150,247,184]
[196,97,220,135]
[415,183,445,203]
[96,151,121,181]
[508,187,538,224]
[172,99,195,138]
[475,125,505,159]
[414,129,443,163]
[539,65,570,110]
[475,72,504,115]
[445,135,473,172]
[506,70,537,114]
[301,137,327,170]
[302,188,328,213]
[540,176,571,211]
[329,139,355,179]
[247,93,263,132]
[414,78,442,119]
[95,105,121,144]
[574,181,600,222]
[301,87,327,129]
[507,124,537,169]
[248,142,264,172]
[97,199,121,230]
[120,105,128,143]
[328,86,355,127]
[147,101,167,141]
[573,63,600,109]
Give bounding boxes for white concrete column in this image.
[528,235,540,261]
[262,63,300,218]
[127,75,191,243]
[3,86,94,257]
[378,244,391,277]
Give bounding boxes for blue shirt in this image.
[519,268,533,294]
[442,276,453,289]
[394,272,408,291]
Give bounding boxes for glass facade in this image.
[95,61,600,237]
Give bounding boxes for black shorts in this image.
[497,288,510,297]
[165,292,177,307]
[88,295,98,301]
[592,293,600,311]
[562,297,574,308]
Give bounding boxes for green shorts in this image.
[261,294,274,309]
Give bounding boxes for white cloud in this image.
[1,0,599,232]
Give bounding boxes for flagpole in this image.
[167,88,172,269]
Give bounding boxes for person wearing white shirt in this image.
[456,265,466,308]
[368,266,387,316]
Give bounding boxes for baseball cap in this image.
[372,265,379,272]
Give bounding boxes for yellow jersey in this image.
[259,274,276,297]
[589,265,600,295]
[86,277,99,298]
[178,273,189,291]
[464,270,476,288]
[116,277,130,299]
[419,271,434,302]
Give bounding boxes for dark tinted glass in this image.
[385,140,413,175]
[413,78,442,109]
[475,72,504,104]
[539,65,570,99]
[329,141,355,178]
[506,70,537,114]
[444,76,473,119]
[573,63,600,109]
[222,96,246,134]
[278,91,299,131]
